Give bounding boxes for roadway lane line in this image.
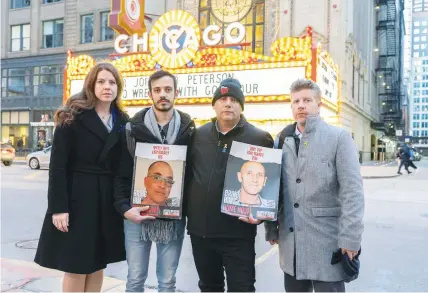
[24,171,44,180]
[255,244,278,266]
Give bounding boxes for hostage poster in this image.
[131,143,187,219]
[221,141,282,221]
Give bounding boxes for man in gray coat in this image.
[265,79,364,292]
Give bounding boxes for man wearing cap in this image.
[265,79,364,292]
[185,78,273,292]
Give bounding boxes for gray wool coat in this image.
[265,115,364,282]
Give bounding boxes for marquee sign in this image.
[64,10,340,113]
[70,67,306,100]
[114,10,246,69]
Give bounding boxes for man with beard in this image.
[265,79,364,292]
[114,70,195,292]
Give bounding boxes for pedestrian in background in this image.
[35,62,128,292]
[185,78,273,292]
[397,144,412,174]
[265,79,364,292]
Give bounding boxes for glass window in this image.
[414,29,420,34]
[100,12,114,41]
[199,10,209,29]
[10,24,30,51]
[19,111,29,124]
[422,36,427,42]
[35,65,63,97]
[415,37,420,42]
[43,19,64,48]
[422,21,427,26]
[81,14,94,43]
[255,3,264,23]
[414,44,420,50]
[415,21,420,27]
[10,0,31,9]
[198,0,265,54]
[43,0,62,3]
[10,112,19,124]
[2,112,10,124]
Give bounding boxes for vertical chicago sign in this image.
[109,0,146,35]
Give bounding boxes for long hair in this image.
[55,62,125,126]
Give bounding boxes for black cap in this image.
[212,78,245,110]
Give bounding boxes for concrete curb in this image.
[362,174,401,179]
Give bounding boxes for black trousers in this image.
[408,160,418,169]
[284,273,345,292]
[398,159,410,173]
[190,235,256,292]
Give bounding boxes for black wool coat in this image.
[34,108,128,274]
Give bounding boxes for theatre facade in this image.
[66,7,340,135]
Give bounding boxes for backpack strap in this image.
[274,128,288,150]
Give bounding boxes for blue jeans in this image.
[124,219,185,292]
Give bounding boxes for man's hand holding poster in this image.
[221,141,282,221]
[131,143,187,219]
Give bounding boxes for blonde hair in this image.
[55,62,125,126]
[290,78,322,101]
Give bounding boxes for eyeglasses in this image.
[147,174,175,186]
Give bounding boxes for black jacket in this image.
[185,115,274,239]
[35,108,128,274]
[114,108,195,216]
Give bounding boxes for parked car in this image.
[411,147,422,161]
[26,146,52,169]
[1,144,16,166]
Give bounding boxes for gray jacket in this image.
[265,115,364,282]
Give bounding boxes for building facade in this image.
[3,0,395,161]
[407,0,428,151]
[0,0,173,149]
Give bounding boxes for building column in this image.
[64,0,78,49]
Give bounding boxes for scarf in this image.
[144,107,181,145]
[140,107,182,244]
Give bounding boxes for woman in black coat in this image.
[34,62,128,292]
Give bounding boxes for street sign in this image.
[396,130,403,136]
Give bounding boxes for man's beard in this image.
[153,99,173,112]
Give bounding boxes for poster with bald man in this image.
[131,143,187,219]
[221,141,282,221]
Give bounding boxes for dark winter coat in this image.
[34,108,128,274]
[185,115,274,239]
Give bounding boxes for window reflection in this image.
[198,0,265,54]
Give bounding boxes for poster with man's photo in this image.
[131,143,187,219]
[221,141,282,221]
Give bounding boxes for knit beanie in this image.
[212,78,245,110]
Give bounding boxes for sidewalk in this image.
[1,258,126,292]
[360,165,401,179]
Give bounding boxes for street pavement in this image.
[1,159,427,292]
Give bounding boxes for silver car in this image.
[26,146,52,169]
